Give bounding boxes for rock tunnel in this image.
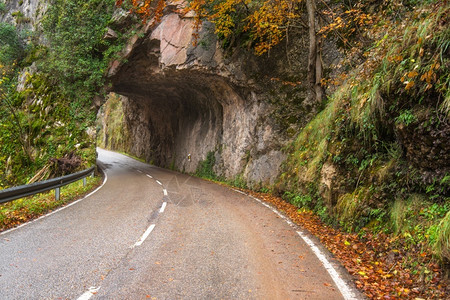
[105,13,285,185]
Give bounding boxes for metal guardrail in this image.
[0,166,96,204]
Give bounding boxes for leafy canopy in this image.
[41,0,117,102]
[0,22,23,66]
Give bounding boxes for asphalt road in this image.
[0,149,360,299]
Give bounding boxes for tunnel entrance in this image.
[109,71,245,174]
[98,12,286,186]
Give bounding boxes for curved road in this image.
[0,149,359,299]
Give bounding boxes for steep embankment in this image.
[0,0,122,187]
[279,1,449,263]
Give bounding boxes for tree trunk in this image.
[306,0,323,104]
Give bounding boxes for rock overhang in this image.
[104,10,286,186]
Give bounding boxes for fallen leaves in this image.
[240,189,449,299]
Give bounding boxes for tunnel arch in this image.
[103,12,287,185]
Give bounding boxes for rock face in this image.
[0,0,47,31]
[106,10,301,186]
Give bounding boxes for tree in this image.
[0,22,23,66]
[306,0,323,104]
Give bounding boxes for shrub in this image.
[196,151,217,180]
[0,2,6,14]
[0,22,23,64]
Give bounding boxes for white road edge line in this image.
[234,189,247,195]
[160,202,167,213]
[1,171,108,236]
[232,188,358,300]
[76,286,100,300]
[156,180,162,186]
[146,174,153,179]
[163,189,168,196]
[133,224,156,247]
[297,231,357,300]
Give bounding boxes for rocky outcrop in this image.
[0,0,47,31]
[105,7,310,186]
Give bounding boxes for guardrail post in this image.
[83,177,87,187]
[55,187,60,201]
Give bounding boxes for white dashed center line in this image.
[156,180,162,185]
[146,174,153,179]
[160,202,167,213]
[133,224,156,247]
[77,287,100,300]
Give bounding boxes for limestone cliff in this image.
[0,0,46,31]
[103,6,316,186]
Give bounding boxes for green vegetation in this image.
[0,2,6,14]
[283,191,312,208]
[11,10,30,23]
[278,0,449,264]
[0,0,446,286]
[389,196,449,258]
[0,22,23,65]
[0,175,101,231]
[41,0,119,102]
[96,93,131,152]
[435,211,450,262]
[0,0,125,188]
[195,151,217,180]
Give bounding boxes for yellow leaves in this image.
[407,70,419,78]
[319,8,374,41]
[244,0,301,55]
[394,55,403,62]
[210,0,243,38]
[420,69,436,83]
[417,60,439,91]
[404,81,415,90]
[401,57,441,92]
[187,0,364,56]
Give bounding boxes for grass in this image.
[0,175,102,231]
[434,211,450,262]
[276,1,450,275]
[389,195,450,262]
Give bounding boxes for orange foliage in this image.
[117,0,378,59]
[245,0,301,54]
[116,0,165,23]
[117,0,304,55]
